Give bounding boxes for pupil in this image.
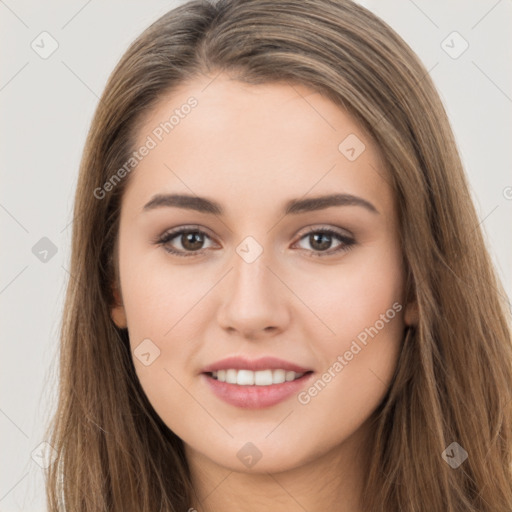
[311,233,331,251]
[183,232,204,250]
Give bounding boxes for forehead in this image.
[124,74,394,218]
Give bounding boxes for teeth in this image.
[226,369,237,384]
[254,370,272,386]
[285,371,296,382]
[210,369,305,385]
[273,369,286,384]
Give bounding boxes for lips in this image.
[201,356,311,374]
[201,356,315,409]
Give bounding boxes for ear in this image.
[403,300,418,327]
[110,285,127,329]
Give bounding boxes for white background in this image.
[1,0,511,509]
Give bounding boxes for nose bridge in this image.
[230,237,275,305]
[217,235,289,336]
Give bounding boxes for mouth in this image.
[205,368,312,386]
[201,358,315,408]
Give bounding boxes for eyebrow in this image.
[142,193,379,215]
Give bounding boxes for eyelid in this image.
[291,225,355,257]
[154,224,355,258]
[152,224,218,254]
[295,224,353,239]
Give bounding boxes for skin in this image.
[111,73,417,512]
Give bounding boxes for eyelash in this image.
[153,225,356,259]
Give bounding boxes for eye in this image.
[293,227,355,257]
[153,225,356,258]
[154,226,217,257]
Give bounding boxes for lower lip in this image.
[202,372,314,409]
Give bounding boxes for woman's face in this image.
[111,73,415,474]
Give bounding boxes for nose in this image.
[216,246,291,340]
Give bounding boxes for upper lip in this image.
[201,356,312,373]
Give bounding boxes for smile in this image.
[209,369,306,386]
[203,370,314,409]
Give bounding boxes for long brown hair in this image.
[44,0,512,510]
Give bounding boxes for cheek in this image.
[119,251,216,387]
[297,241,405,345]
[120,263,204,426]
[294,248,405,430]
[294,241,405,398]
[120,246,207,338]
[295,321,402,458]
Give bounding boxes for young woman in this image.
[44,0,512,510]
